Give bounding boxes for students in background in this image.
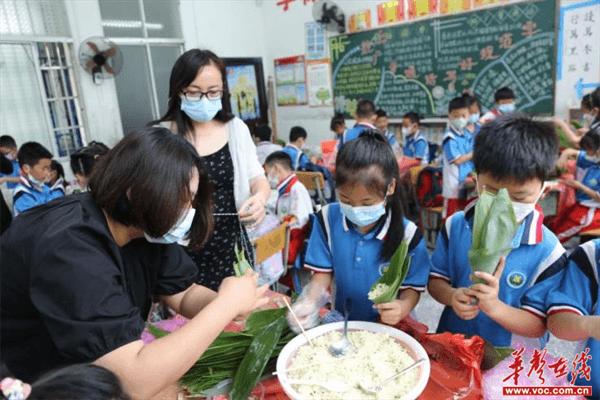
[13,142,63,215]
[442,97,474,219]
[553,88,600,148]
[480,87,517,124]
[264,151,313,265]
[253,124,282,165]
[463,93,482,136]
[0,135,21,189]
[330,113,346,141]
[402,112,429,166]
[292,131,430,326]
[429,114,566,348]
[546,239,599,397]
[339,99,377,148]
[374,109,401,155]
[48,160,66,198]
[282,126,311,171]
[551,127,600,242]
[70,141,109,191]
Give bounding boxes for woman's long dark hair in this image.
[335,130,405,260]
[153,49,234,137]
[89,127,213,250]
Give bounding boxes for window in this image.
[0,0,86,158]
[99,0,184,134]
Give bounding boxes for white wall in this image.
[64,0,124,148]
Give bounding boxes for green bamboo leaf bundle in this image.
[468,189,519,284]
[368,240,411,304]
[233,243,253,276]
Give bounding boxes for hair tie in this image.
[0,377,31,400]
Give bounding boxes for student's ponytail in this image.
[335,130,405,261]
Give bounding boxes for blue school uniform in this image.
[48,178,66,200]
[546,239,599,396]
[575,151,600,208]
[404,131,429,165]
[13,177,64,216]
[282,144,310,171]
[338,122,376,149]
[383,130,401,154]
[0,159,20,189]
[430,202,567,347]
[304,203,431,321]
[441,127,474,199]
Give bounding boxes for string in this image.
[213,212,256,267]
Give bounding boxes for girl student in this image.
[553,87,600,147]
[291,131,431,327]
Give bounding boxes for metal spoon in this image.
[359,358,426,394]
[328,298,355,357]
[286,379,351,393]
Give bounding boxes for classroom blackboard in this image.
[329,0,557,118]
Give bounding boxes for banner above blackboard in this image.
[330,0,557,118]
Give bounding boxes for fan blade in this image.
[85,59,96,71]
[86,41,99,53]
[103,64,115,75]
[104,46,118,58]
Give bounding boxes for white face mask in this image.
[450,117,468,131]
[511,183,546,222]
[401,127,410,136]
[268,173,279,189]
[145,208,196,245]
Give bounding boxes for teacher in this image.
[0,128,268,399]
[154,49,270,290]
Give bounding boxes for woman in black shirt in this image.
[0,128,268,399]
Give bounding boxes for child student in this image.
[402,112,429,166]
[0,135,21,189]
[264,151,313,264]
[375,109,401,155]
[48,160,66,198]
[553,88,600,148]
[13,142,63,215]
[292,131,431,325]
[442,96,475,218]
[69,141,109,191]
[429,114,567,348]
[480,87,517,124]
[330,113,346,142]
[282,126,311,171]
[338,99,377,148]
[462,93,482,136]
[551,127,600,242]
[253,124,282,165]
[546,239,600,396]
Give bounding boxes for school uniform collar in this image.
[19,175,45,192]
[449,125,465,136]
[464,198,544,245]
[286,143,301,151]
[257,141,273,147]
[277,174,298,196]
[50,178,65,192]
[355,121,376,130]
[406,130,423,142]
[342,209,392,241]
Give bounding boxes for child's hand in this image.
[471,257,506,316]
[450,288,479,320]
[585,316,600,340]
[218,271,269,316]
[374,300,407,325]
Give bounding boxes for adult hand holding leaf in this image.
[468,189,519,285]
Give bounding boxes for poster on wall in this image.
[348,9,372,32]
[306,60,333,107]
[224,58,268,125]
[275,55,307,106]
[377,1,405,24]
[557,0,600,103]
[440,0,471,14]
[407,0,438,19]
[305,22,327,60]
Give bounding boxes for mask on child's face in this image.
[340,199,387,227]
[498,103,516,114]
[476,178,545,222]
[27,173,45,187]
[4,152,16,161]
[145,208,196,244]
[469,113,480,124]
[450,117,468,131]
[268,173,279,189]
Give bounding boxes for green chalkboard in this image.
[330,0,557,118]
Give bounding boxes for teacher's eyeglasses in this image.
[182,89,224,102]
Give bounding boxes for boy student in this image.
[442,96,475,218]
[0,135,21,189]
[13,142,64,215]
[546,239,600,397]
[264,151,313,264]
[429,114,567,348]
[282,126,311,171]
[551,127,600,242]
[338,99,377,148]
[480,87,517,124]
[402,112,429,166]
[253,124,282,165]
[330,113,346,141]
[374,109,401,155]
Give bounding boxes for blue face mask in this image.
[145,208,196,244]
[181,97,222,122]
[340,200,386,227]
[469,113,480,124]
[498,103,516,114]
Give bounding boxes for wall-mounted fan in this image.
[312,0,345,33]
[78,37,123,85]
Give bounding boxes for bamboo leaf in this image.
[368,240,410,304]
